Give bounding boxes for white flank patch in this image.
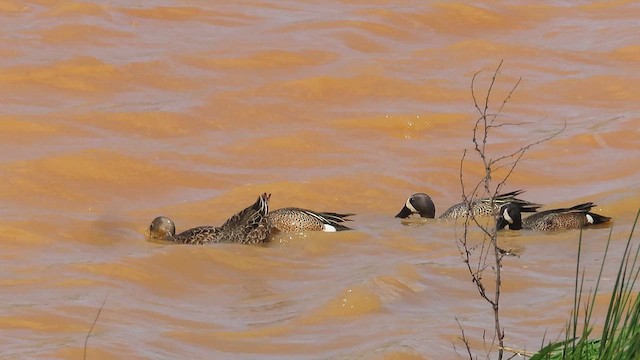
[406,198,418,213]
[503,208,513,224]
[322,224,337,232]
[586,214,594,224]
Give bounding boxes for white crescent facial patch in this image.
[503,208,513,224]
[406,198,418,213]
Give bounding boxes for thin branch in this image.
[471,69,488,118]
[490,76,522,126]
[489,122,566,167]
[84,293,109,360]
[456,61,562,360]
[488,121,532,129]
[459,149,468,200]
[457,317,475,360]
[484,60,503,118]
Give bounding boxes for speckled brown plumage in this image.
[149,193,272,244]
[438,190,541,219]
[268,207,354,232]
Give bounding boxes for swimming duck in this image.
[149,193,272,244]
[268,208,354,232]
[396,190,541,220]
[496,202,611,231]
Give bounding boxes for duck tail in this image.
[495,189,525,198]
[586,212,611,225]
[255,193,271,215]
[494,190,542,213]
[517,203,543,213]
[308,211,354,231]
[567,202,596,212]
[329,222,353,231]
[316,212,355,223]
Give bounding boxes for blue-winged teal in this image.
[396,190,541,220]
[149,193,272,244]
[497,202,611,231]
[268,208,354,232]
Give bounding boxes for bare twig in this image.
[84,293,109,360]
[456,61,564,360]
[491,76,522,126]
[456,317,475,360]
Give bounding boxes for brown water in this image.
[1,1,639,359]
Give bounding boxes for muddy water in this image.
[1,1,639,359]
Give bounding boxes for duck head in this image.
[395,193,436,218]
[497,203,523,230]
[149,216,176,241]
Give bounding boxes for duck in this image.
[149,193,272,244]
[268,208,354,232]
[396,190,541,220]
[496,202,611,231]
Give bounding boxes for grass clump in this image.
[530,209,640,360]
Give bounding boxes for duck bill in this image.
[395,205,413,218]
[496,217,510,230]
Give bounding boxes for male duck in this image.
[496,202,611,231]
[149,193,272,244]
[268,207,354,232]
[396,190,541,220]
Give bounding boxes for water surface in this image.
[1,1,639,359]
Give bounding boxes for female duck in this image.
[149,193,271,244]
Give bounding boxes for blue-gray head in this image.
[395,193,436,219]
[496,203,522,230]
